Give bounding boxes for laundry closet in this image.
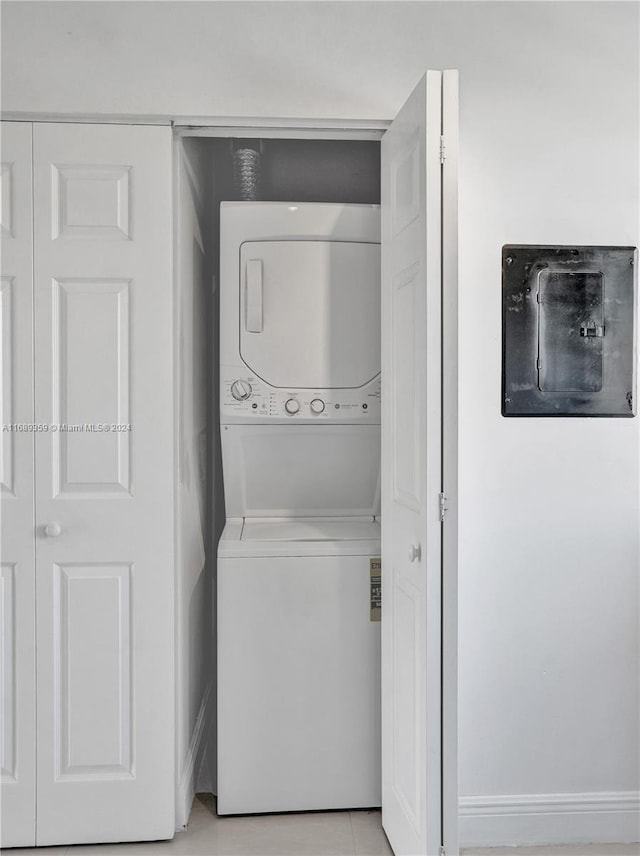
[1,70,458,856]
[199,138,383,816]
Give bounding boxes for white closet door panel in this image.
[381,72,443,856]
[33,123,175,846]
[0,121,36,849]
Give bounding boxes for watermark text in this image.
[2,423,132,433]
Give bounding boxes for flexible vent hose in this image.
[233,147,261,200]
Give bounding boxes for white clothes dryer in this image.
[219,202,381,428]
[217,203,381,814]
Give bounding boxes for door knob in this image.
[408,543,421,563]
[44,522,62,538]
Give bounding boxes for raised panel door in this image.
[381,73,444,856]
[0,120,36,849]
[32,123,175,846]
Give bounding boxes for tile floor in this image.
[8,795,640,856]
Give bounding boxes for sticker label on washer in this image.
[370,558,381,622]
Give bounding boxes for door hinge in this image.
[439,492,447,523]
[439,135,446,164]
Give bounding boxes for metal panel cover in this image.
[502,245,637,416]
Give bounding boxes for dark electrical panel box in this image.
[502,245,637,417]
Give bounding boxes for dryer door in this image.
[239,240,380,389]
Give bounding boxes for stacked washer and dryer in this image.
[217,202,381,815]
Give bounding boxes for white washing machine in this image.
[217,202,381,815]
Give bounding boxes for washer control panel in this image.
[221,365,381,422]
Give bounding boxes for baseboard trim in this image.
[460,791,640,847]
[176,682,212,829]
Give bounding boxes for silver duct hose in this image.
[233,147,261,200]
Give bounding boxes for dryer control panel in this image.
[221,364,381,424]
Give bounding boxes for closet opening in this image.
[173,129,385,818]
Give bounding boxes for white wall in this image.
[4,1,638,846]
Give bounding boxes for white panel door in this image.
[32,123,175,846]
[381,71,457,856]
[0,121,36,849]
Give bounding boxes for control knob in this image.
[285,398,300,415]
[310,398,325,414]
[230,380,252,401]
